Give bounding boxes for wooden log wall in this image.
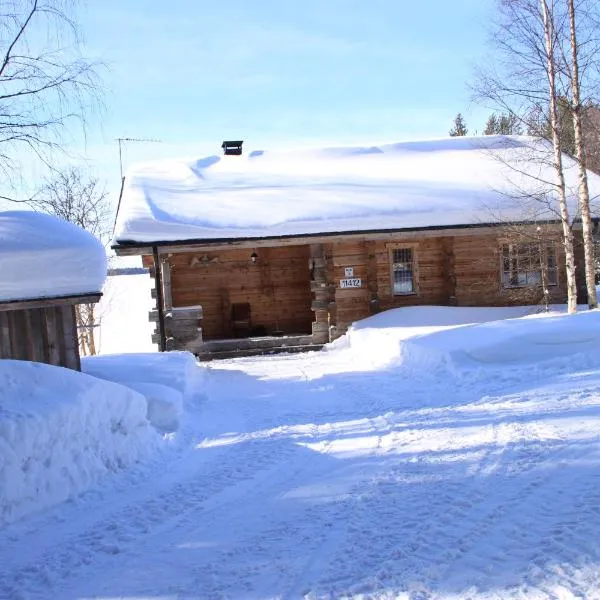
[452,229,568,306]
[328,240,370,337]
[324,226,572,339]
[138,223,578,349]
[0,305,80,370]
[168,246,313,340]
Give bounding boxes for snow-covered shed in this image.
[0,212,107,370]
[112,135,600,358]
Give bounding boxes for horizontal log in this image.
[171,306,203,320]
[311,299,329,311]
[310,281,334,292]
[311,331,329,344]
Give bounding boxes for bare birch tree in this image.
[474,0,590,312]
[0,0,100,200]
[566,0,597,308]
[541,0,577,313]
[30,167,110,355]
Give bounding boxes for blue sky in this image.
[64,1,494,199]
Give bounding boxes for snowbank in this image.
[0,361,158,526]
[126,382,183,433]
[332,305,600,374]
[82,352,201,432]
[0,211,107,302]
[113,135,600,244]
[403,309,600,372]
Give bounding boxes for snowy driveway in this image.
[3,311,600,599]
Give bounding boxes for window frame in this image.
[388,243,419,296]
[499,240,559,290]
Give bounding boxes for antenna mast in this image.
[116,137,162,179]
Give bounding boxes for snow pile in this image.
[113,135,600,244]
[334,305,600,374]
[82,352,201,432]
[95,272,156,354]
[0,211,107,302]
[329,305,538,369]
[0,361,157,526]
[402,309,600,373]
[126,382,183,433]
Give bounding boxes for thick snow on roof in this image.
[113,135,600,245]
[0,211,107,302]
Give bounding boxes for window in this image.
[391,247,416,294]
[501,242,558,289]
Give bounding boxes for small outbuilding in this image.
[0,212,107,370]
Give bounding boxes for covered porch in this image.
[148,243,332,359]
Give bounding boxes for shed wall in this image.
[0,305,80,370]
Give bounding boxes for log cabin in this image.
[112,135,600,359]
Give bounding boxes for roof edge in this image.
[112,218,589,252]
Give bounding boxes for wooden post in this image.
[441,237,457,305]
[310,243,332,344]
[366,241,379,314]
[61,305,81,371]
[153,246,167,352]
[161,256,173,311]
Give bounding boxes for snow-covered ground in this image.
[94,272,156,354]
[3,301,600,598]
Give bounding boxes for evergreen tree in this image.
[484,112,522,135]
[497,113,522,135]
[449,113,468,136]
[484,114,498,135]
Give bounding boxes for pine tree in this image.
[497,113,522,135]
[449,113,468,136]
[484,114,498,135]
[484,112,522,135]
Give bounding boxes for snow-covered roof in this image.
[0,211,107,302]
[113,135,600,246]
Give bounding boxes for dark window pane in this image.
[392,248,414,294]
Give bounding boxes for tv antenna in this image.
[116,137,162,179]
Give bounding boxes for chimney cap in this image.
[222,140,243,155]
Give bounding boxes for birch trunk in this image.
[567,0,597,308]
[541,0,578,313]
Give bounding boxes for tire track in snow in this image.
[0,437,299,600]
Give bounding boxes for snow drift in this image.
[82,352,202,432]
[0,361,158,526]
[333,305,600,374]
[0,211,107,302]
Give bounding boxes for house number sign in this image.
[340,278,362,289]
